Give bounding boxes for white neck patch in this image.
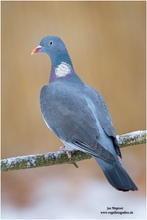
[55,62,71,78]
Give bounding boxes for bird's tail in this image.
[95,157,138,191]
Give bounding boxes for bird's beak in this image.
[31,45,43,55]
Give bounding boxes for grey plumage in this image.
[32,36,138,191]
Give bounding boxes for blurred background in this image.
[1,1,146,219]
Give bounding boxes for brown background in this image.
[2,1,146,218]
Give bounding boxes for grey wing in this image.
[40,84,99,144]
[72,140,116,163]
[40,83,116,162]
[84,85,121,158]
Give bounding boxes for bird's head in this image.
[31,36,73,68]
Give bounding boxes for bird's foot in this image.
[60,146,72,158]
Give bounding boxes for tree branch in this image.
[1,130,146,172]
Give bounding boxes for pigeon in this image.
[31,36,138,191]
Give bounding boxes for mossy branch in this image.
[1,130,146,172]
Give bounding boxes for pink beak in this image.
[31,45,43,55]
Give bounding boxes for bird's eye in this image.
[49,41,53,46]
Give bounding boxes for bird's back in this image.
[40,79,99,145]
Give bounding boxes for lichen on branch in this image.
[1,130,146,172]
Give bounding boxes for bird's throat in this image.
[49,62,74,83]
[55,62,71,78]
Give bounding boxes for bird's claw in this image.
[60,146,72,158]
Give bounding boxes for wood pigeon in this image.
[31,36,138,191]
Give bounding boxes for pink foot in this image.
[60,146,72,158]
